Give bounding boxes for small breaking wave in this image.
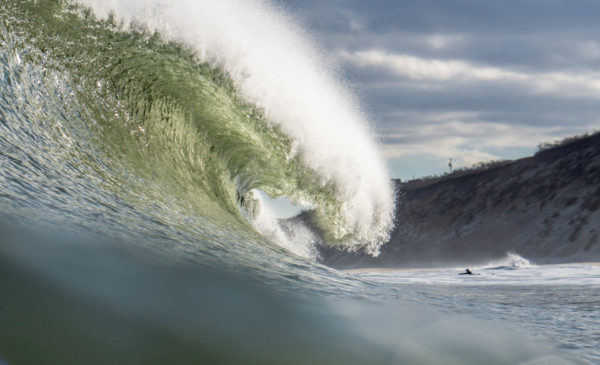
[480,253,532,271]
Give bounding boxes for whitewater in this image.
[0,1,598,364]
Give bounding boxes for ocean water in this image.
[355,257,600,364]
[0,1,597,364]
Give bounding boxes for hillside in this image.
[318,132,600,268]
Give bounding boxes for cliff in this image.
[319,132,600,268]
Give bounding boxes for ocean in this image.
[0,1,597,364]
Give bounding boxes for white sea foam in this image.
[479,252,531,270]
[75,0,395,254]
[248,189,318,259]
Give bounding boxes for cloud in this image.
[339,50,519,81]
[376,112,598,173]
[284,0,600,177]
[339,50,600,99]
[425,34,464,50]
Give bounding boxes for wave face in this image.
[0,0,394,257]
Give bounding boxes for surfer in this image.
[459,268,473,275]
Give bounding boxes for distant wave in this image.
[480,253,532,270]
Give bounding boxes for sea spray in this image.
[480,252,532,270]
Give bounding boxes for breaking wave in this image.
[0,0,394,257]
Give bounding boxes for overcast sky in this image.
[280,0,600,179]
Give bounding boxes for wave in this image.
[0,0,394,256]
[479,253,532,271]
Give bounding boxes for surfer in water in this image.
[460,268,474,275]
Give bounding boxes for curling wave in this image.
[0,0,394,257]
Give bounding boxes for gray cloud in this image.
[281,0,600,177]
[287,0,600,34]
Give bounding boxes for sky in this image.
[281,0,600,180]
